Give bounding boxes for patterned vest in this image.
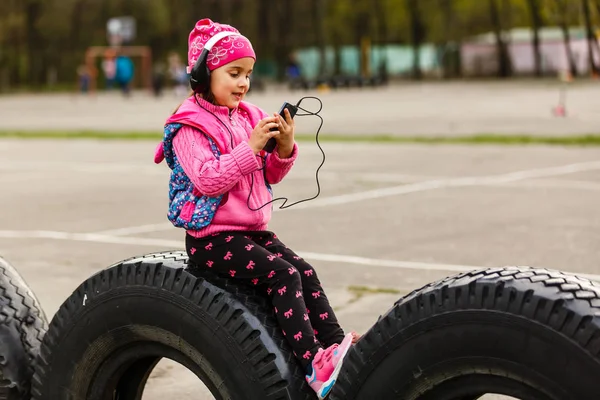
[162,123,224,230]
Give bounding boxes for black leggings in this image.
[186,231,345,368]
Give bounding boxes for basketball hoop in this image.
[107,17,136,46]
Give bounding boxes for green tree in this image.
[311,0,327,76]
[489,0,513,77]
[439,0,461,78]
[549,0,579,76]
[406,0,425,79]
[582,0,599,75]
[3,0,600,91]
[372,0,389,78]
[274,0,294,80]
[525,0,543,76]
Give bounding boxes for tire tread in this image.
[0,257,48,400]
[331,266,600,399]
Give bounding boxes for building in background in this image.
[287,27,599,80]
[460,27,599,77]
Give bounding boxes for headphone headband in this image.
[190,31,239,93]
[202,31,238,53]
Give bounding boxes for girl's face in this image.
[209,57,254,109]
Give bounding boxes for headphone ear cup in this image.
[199,63,210,92]
[190,49,209,93]
[189,66,199,92]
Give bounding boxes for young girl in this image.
[154,18,356,399]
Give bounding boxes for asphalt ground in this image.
[0,138,598,399]
[1,80,599,136]
[0,81,599,398]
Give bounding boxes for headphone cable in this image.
[246,96,325,211]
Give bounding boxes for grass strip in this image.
[1,130,600,145]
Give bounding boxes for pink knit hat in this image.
[187,18,256,74]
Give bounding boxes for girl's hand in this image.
[248,116,280,154]
[274,108,295,158]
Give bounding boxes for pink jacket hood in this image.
[155,97,267,163]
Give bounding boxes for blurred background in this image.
[1,0,600,94]
[1,3,600,399]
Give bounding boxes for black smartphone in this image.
[264,102,298,153]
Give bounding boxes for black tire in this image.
[330,266,600,400]
[32,250,315,400]
[0,257,48,400]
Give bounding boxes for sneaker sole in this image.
[316,342,352,399]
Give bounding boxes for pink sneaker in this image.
[305,333,353,399]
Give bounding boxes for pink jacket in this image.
[162,95,298,238]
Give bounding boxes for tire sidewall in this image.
[350,310,597,400]
[38,285,274,399]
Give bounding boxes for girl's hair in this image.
[171,90,194,115]
[171,85,216,115]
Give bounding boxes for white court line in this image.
[287,160,600,210]
[1,229,599,282]
[93,160,600,236]
[0,161,444,182]
[0,230,182,248]
[97,223,178,236]
[0,161,159,173]
[493,179,600,191]
[288,171,450,183]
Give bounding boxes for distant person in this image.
[102,50,117,89]
[76,64,91,93]
[153,18,358,400]
[286,52,302,80]
[152,62,166,97]
[115,55,135,96]
[285,52,306,90]
[168,52,189,97]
